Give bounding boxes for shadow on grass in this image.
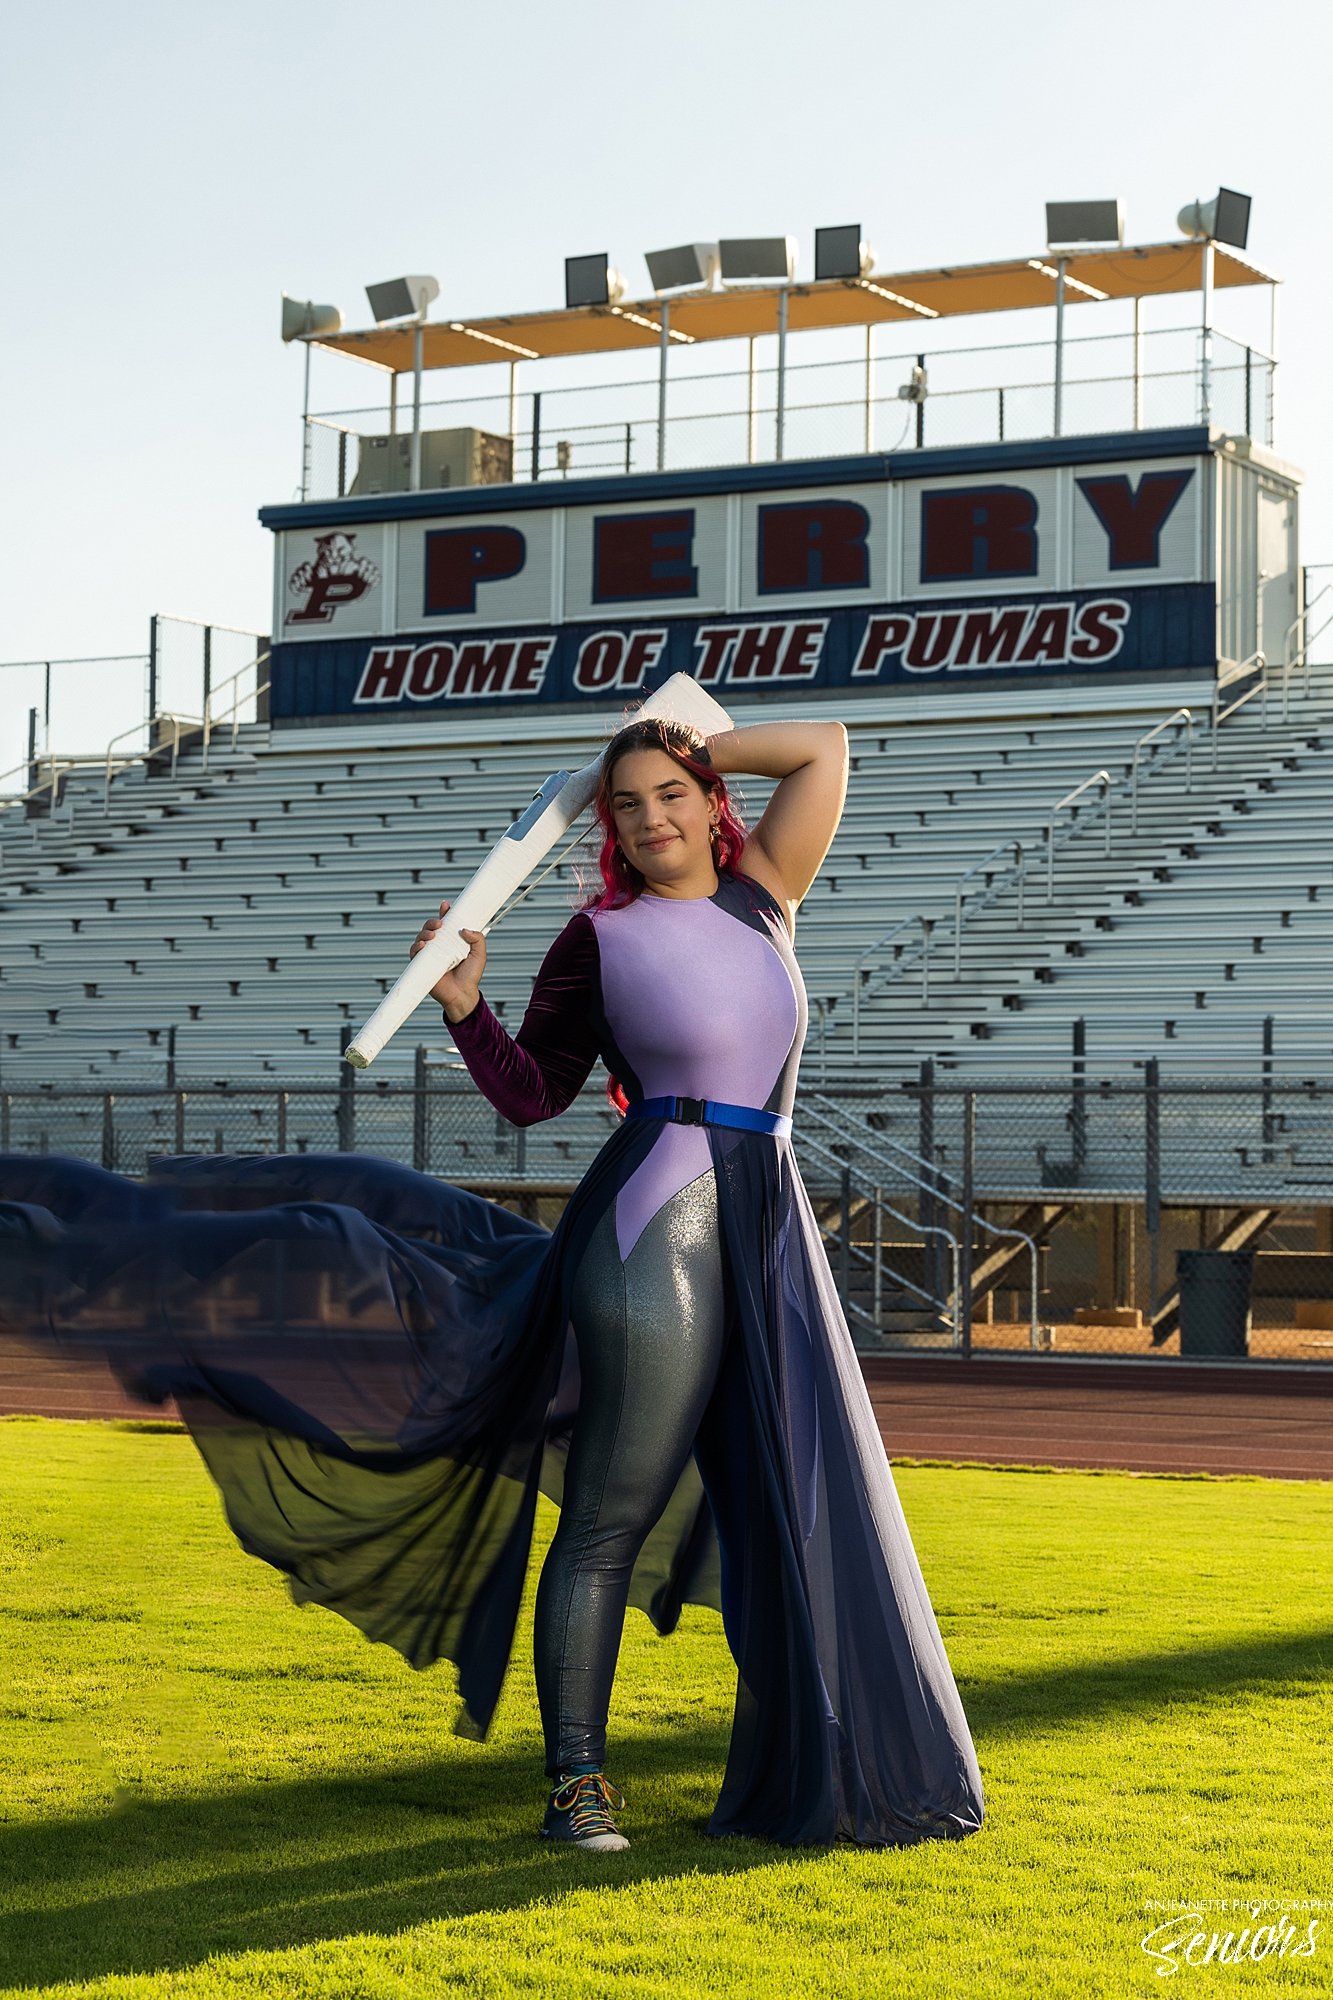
[964,1620,1333,1739]
[0,1728,806,1990]
[2,1622,1329,1990]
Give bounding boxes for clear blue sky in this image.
[2,0,1329,749]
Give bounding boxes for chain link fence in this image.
[3,1067,1331,1366]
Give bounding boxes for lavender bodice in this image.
[448,874,806,1259]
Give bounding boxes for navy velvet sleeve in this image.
[446,914,601,1126]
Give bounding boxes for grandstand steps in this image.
[4,677,1333,1092]
[835,694,1333,1072]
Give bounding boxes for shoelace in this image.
[550,1771,626,1837]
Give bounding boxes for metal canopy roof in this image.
[312,240,1276,375]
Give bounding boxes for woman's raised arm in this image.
[707,719,849,930]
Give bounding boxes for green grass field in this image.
[1,1418,1330,2000]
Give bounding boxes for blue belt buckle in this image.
[627,1094,789,1139]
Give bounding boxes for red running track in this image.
[3,1344,1330,1481]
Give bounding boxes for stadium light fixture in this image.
[362,274,441,495]
[365,274,440,324]
[1175,188,1251,425]
[280,295,344,342]
[1037,202,1122,439]
[719,237,798,286]
[1044,200,1124,248]
[564,254,626,309]
[644,243,719,294]
[814,225,875,281]
[1177,187,1252,251]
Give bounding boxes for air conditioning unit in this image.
[350,427,514,497]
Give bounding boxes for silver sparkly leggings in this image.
[534,1169,728,1778]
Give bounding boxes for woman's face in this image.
[607,746,717,894]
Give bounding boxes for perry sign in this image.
[276,458,1203,631]
[267,451,1213,712]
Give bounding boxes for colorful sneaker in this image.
[540,1770,630,1852]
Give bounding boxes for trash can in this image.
[1176,1249,1253,1358]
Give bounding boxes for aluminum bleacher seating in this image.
[3,665,1333,1167]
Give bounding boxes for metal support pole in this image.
[1145,1057,1161,1320]
[410,320,424,491]
[413,1044,428,1173]
[337,429,348,498]
[165,1022,177,1089]
[1200,239,1214,426]
[960,1092,976,1356]
[1053,256,1067,438]
[919,1058,940,1301]
[839,1165,852,1308]
[915,351,926,449]
[300,337,312,502]
[531,391,542,482]
[1132,296,1143,430]
[863,322,875,453]
[775,286,789,461]
[174,1089,186,1155]
[26,706,37,772]
[1244,347,1252,438]
[1071,1016,1087,1179]
[337,1025,356,1151]
[148,613,158,724]
[101,1094,115,1172]
[656,299,670,471]
[1268,283,1278,444]
[872,1186,883,1332]
[746,336,758,464]
[43,662,50,742]
[1261,1013,1275,1164]
[388,373,399,437]
[276,1090,288,1154]
[202,625,212,723]
[508,361,519,443]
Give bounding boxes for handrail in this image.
[856,699,1201,1021]
[852,914,935,1051]
[0,755,80,852]
[1130,708,1192,833]
[0,751,79,801]
[952,840,1024,979]
[1280,584,1328,720]
[103,712,200,811]
[798,1127,962,1336]
[1282,585,1333,720]
[802,1093,1043,1344]
[1212,649,1265,765]
[1044,770,1111,901]
[202,652,270,767]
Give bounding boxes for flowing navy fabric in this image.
[0,873,984,1847]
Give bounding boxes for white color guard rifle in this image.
[343,673,734,1069]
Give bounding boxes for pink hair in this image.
[580,716,748,1114]
[581,717,747,915]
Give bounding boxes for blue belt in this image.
[627,1094,791,1140]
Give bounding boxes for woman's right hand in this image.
[410,900,487,1022]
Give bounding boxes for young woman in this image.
[409,714,985,1852]
[0,709,983,1856]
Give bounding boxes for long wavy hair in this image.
[581,716,748,1114]
[581,716,748,915]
